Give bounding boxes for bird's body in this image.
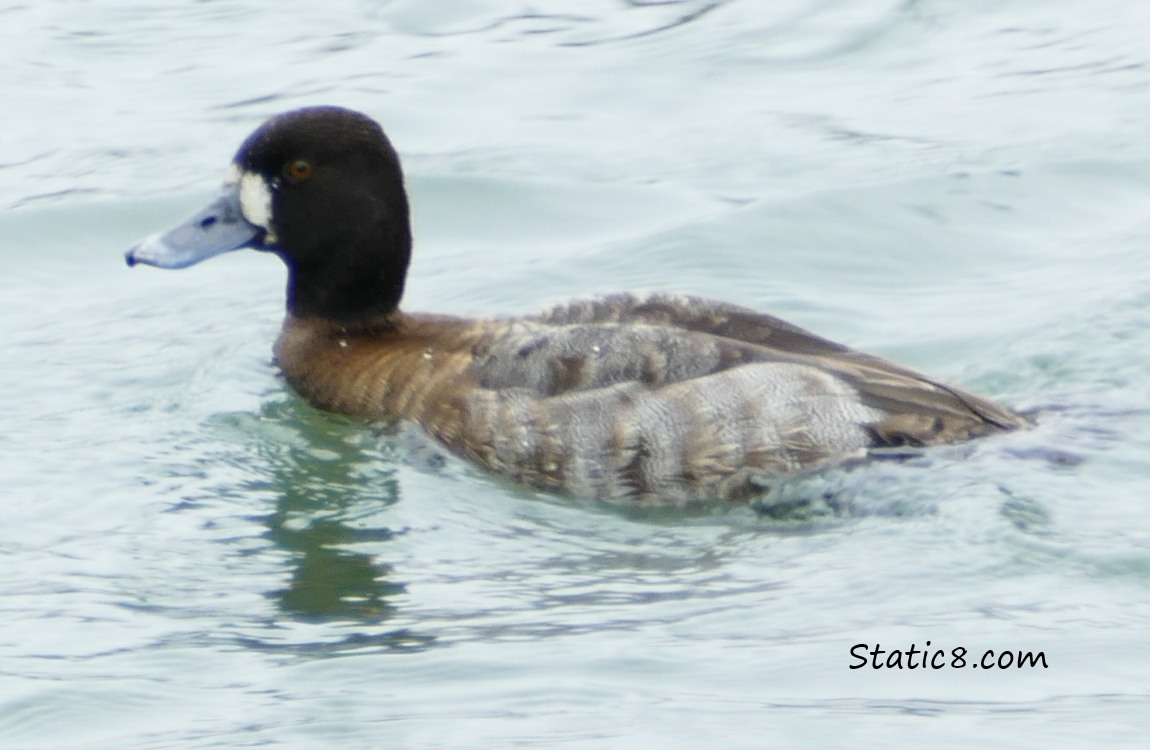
[274,290,1023,503]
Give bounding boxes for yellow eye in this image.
[284,159,313,182]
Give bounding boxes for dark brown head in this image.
[126,106,413,323]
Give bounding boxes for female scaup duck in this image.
[126,106,1029,504]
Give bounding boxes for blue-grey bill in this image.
[125,183,260,269]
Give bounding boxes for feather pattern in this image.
[274,292,1027,503]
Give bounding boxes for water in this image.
[3,1,1150,747]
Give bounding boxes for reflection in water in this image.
[220,395,438,652]
[266,487,403,623]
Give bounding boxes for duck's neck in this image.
[283,225,412,324]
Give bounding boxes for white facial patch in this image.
[231,164,278,244]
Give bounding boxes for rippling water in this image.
[3,1,1150,748]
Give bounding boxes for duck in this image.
[126,106,1029,504]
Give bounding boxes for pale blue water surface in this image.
[2,1,1150,747]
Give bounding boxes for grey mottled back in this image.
[447,292,1026,503]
